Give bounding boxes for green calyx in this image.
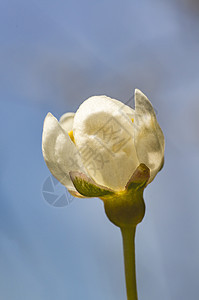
[69,171,115,197]
[102,164,150,228]
[70,163,150,228]
[103,186,146,228]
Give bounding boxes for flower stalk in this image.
[121,226,137,300]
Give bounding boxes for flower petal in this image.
[42,113,86,191]
[73,96,139,190]
[134,89,165,182]
[59,112,75,131]
[108,97,135,123]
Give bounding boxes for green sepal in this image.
[69,171,115,198]
[125,163,150,191]
[68,189,86,198]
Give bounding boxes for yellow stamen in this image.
[68,130,75,143]
[132,118,134,123]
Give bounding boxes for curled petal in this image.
[134,89,165,182]
[73,96,139,190]
[42,113,86,191]
[59,112,75,132]
[108,97,135,123]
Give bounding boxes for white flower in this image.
[42,89,164,197]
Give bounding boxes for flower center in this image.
[68,130,75,143]
[132,118,134,123]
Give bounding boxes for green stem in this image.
[121,226,138,300]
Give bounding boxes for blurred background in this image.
[1,0,199,299]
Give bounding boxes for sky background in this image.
[1,0,199,299]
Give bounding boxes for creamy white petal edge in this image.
[108,97,135,124]
[59,112,75,131]
[73,95,139,191]
[134,89,165,182]
[42,113,87,192]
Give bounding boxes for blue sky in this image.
[1,0,199,299]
